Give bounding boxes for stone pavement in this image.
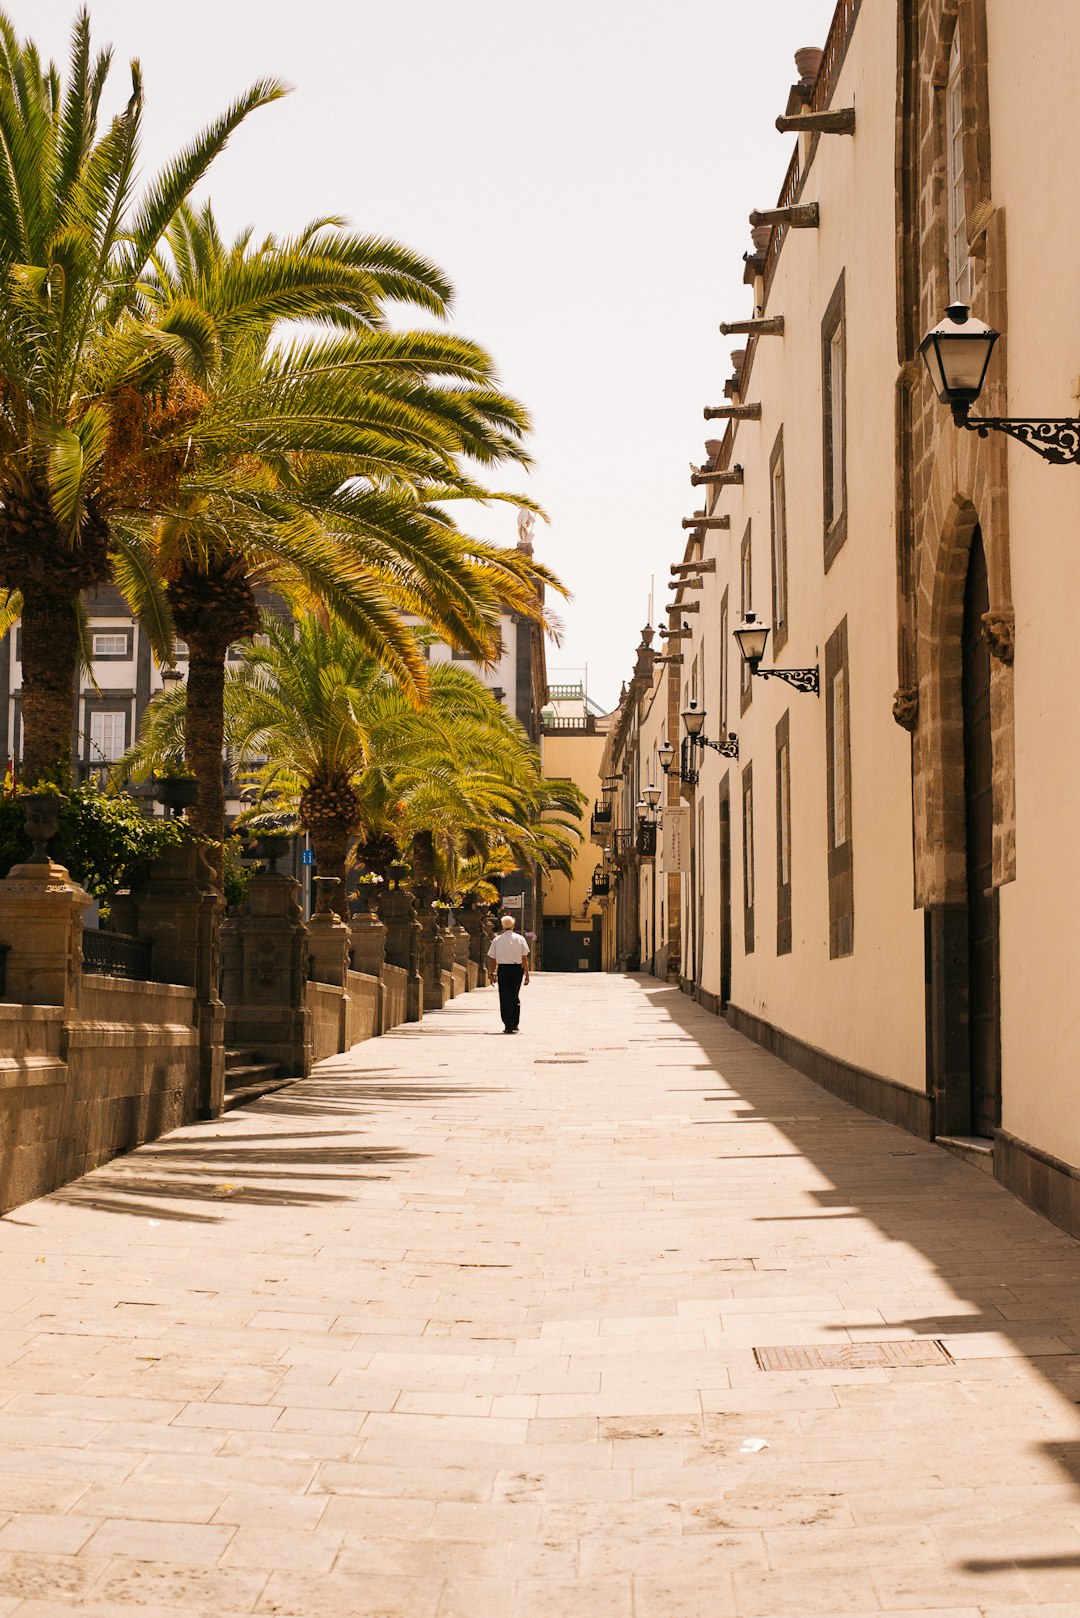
[1,974,1080,1616]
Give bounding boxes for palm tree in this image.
[128,202,561,855]
[0,8,285,781]
[120,614,585,912]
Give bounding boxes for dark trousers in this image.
[496,964,524,1030]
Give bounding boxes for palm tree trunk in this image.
[412,830,437,902]
[183,630,227,877]
[18,585,79,786]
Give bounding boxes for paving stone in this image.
[0,974,1079,1615]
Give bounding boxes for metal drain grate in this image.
[535,1058,586,1065]
[754,1339,953,1372]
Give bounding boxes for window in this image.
[821,272,847,567]
[174,640,188,660]
[831,668,849,848]
[741,763,755,954]
[92,629,133,660]
[825,618,854,957]
[88,708,128,763]
[775,713,792,955]
[719,588,729,733]
[946,29,973,304]
[769,429,789,653]
[740,522,753,710]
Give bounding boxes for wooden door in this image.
[961,527,1001,1136]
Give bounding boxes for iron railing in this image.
[81,928,153,981]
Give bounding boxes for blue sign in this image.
[301,849,314,866]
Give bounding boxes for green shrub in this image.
[0,786,189,898]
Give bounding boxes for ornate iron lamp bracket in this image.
[754,667,820,696]
[957,411,1080,465]
[697,732,740,760]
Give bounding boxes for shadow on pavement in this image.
[634,973,1080,1570]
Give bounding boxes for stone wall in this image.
[307,980,345,1066]
[344,971,380,1047]
[0,854,204,1216]
[381,964,407,1031]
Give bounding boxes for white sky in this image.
[24,0,837,709]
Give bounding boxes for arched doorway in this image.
[961,525,1001,1137]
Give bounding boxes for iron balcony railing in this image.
[81,928,153,981]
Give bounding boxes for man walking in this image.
[487,914,531,1033]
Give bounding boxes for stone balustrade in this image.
[0,842,496,1213]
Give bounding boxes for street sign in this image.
[301,849,314,866]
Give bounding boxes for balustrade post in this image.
[381,886,424,1022]
[130,840,225,1117]
[0,853,89,1015]
[217,866,310,1081]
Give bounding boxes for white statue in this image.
[516,508,536,549]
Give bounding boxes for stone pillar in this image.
[349,906,387,978]
[459,907,489,970]
[218,868,310,1080]
[0,858,90,1013]
[453,924,469,971]
[131,841,226,1117]
[308,913,349,986]
[415,910,448,1011]
[381,886,423,1023]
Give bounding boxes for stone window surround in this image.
[775,710,792,957]
[90,627,134,662]
[81,694,134,765]
[821,270,848,572]
[719,586,730,735]
[770,426,789,656]
[825,618,853,958]
[739,521,753,713]
[741,761,755,956]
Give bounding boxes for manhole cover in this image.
[754,1340,953,1372]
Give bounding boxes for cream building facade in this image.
[540,681,611,971]
[603,0,1080,1240]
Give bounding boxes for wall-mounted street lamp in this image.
[682,700,739,760]
[920,303,1080,465]
[656,736,698,788]
[733,613,819,695]
[635,791,658,858]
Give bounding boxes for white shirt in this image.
[487,930,530,966]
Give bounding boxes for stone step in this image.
[936,1134,995,1174]
[225,1062,281,1086]
[223,1075,293,1112]
[224,1047,261,1067]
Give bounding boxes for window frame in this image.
[741,762,755,955]
[821,272,848,570]
[945,28,974,305]
[91,628,134,662]
[824,618,854,958]
[739,521,753,712]
[769,428,789,655]
[83,700,132,766]
[719,586,729,734]
[775,711,792,956]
